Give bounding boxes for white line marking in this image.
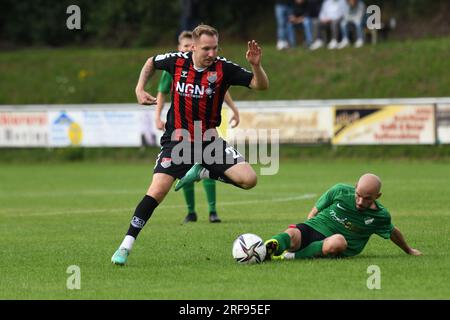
[1,194,317,217]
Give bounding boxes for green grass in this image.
[1,37,449,104]
[0,159,449,299]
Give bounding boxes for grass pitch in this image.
[0,159,449,299]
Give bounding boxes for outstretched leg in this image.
[175,139,257,191]
[265,223,345,261]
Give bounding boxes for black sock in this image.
[126,195,159,238]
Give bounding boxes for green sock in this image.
[272,233,291,255]
[182,182,195,214]
[295,240,324,259]
[202,179,216,213]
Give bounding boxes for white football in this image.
[232,233,266,264]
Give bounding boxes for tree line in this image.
[0,0,446,48]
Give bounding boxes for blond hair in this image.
[192,24,219,41]
[178,31,193,44]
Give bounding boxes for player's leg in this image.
[111,173,174,265]
[264,225,302,260]
[285,233,347,260]
[265,223,328,260]
[221,162,257,190]
[203,179,221,222]
[321,234,347,256]
[265,228,298,260]
[175,139,257,191]
[182,182,197,223]
[112,142,186,265]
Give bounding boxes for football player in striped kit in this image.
[112,24,269,265]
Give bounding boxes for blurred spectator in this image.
[310,0,347,50]
[337,0,366,49]
[178,0,200,35]
[289,0,309,48]
[289,0,323,49]
[275,0,296,50]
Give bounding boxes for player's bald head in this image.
[357,173,382,195]
[354,173,382,211]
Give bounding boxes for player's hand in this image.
[408,248,422,256]
[246,40,262,66]
[229,112,240,128]
[156,119,166,131]
[136,90,157,105]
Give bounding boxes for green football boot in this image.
[175,163,203,192]
[111,247,130,266]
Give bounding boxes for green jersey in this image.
[304,183,394,257]
[157,70,172,94]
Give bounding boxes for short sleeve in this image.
[375,210,395,239]
[153,51,188,74]
[315,184,343,211]
[221,58,253,87]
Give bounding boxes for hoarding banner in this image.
[0,112,48,147]
[226,107,333,144]
[332,105,435,145]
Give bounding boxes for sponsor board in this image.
[226,107,333,144]
[48,111,84,146]
[437,104,450,144]
[48,110,158,147]
[332,105,435,145]
[0,112,48,147]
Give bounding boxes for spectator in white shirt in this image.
[310,0,347,50]
[338,0,366,49]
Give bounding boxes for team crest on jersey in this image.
[364,217,374,225]
[161,157,172,168]
[207,71,217,83]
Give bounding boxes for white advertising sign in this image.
[48,110,148,147]
[0,112,48,147]
[226,107,333,143]
[333,105,435,145]
[437,104,450,144]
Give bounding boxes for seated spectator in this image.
[304,0,324,49]
[275,0,296,50]
[338,0,366,49]
[289,0,309,48]
[310,0,347,50]
[289,0,323,49]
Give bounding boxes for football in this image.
[232,233,266,264]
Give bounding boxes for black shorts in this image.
[294,223,326,250]
[153,137,245,179]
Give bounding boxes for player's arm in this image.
[224,91,239,128]
[246,40,269,90]
[308,184,341,219]
[307,207,319,219]
[135,57,157,105]
[390,226,422,256]
[155,92,166,130]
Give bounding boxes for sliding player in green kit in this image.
[264,173,422,260]
[155,31,240,224]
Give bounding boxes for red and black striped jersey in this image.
[153,51,253,143]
